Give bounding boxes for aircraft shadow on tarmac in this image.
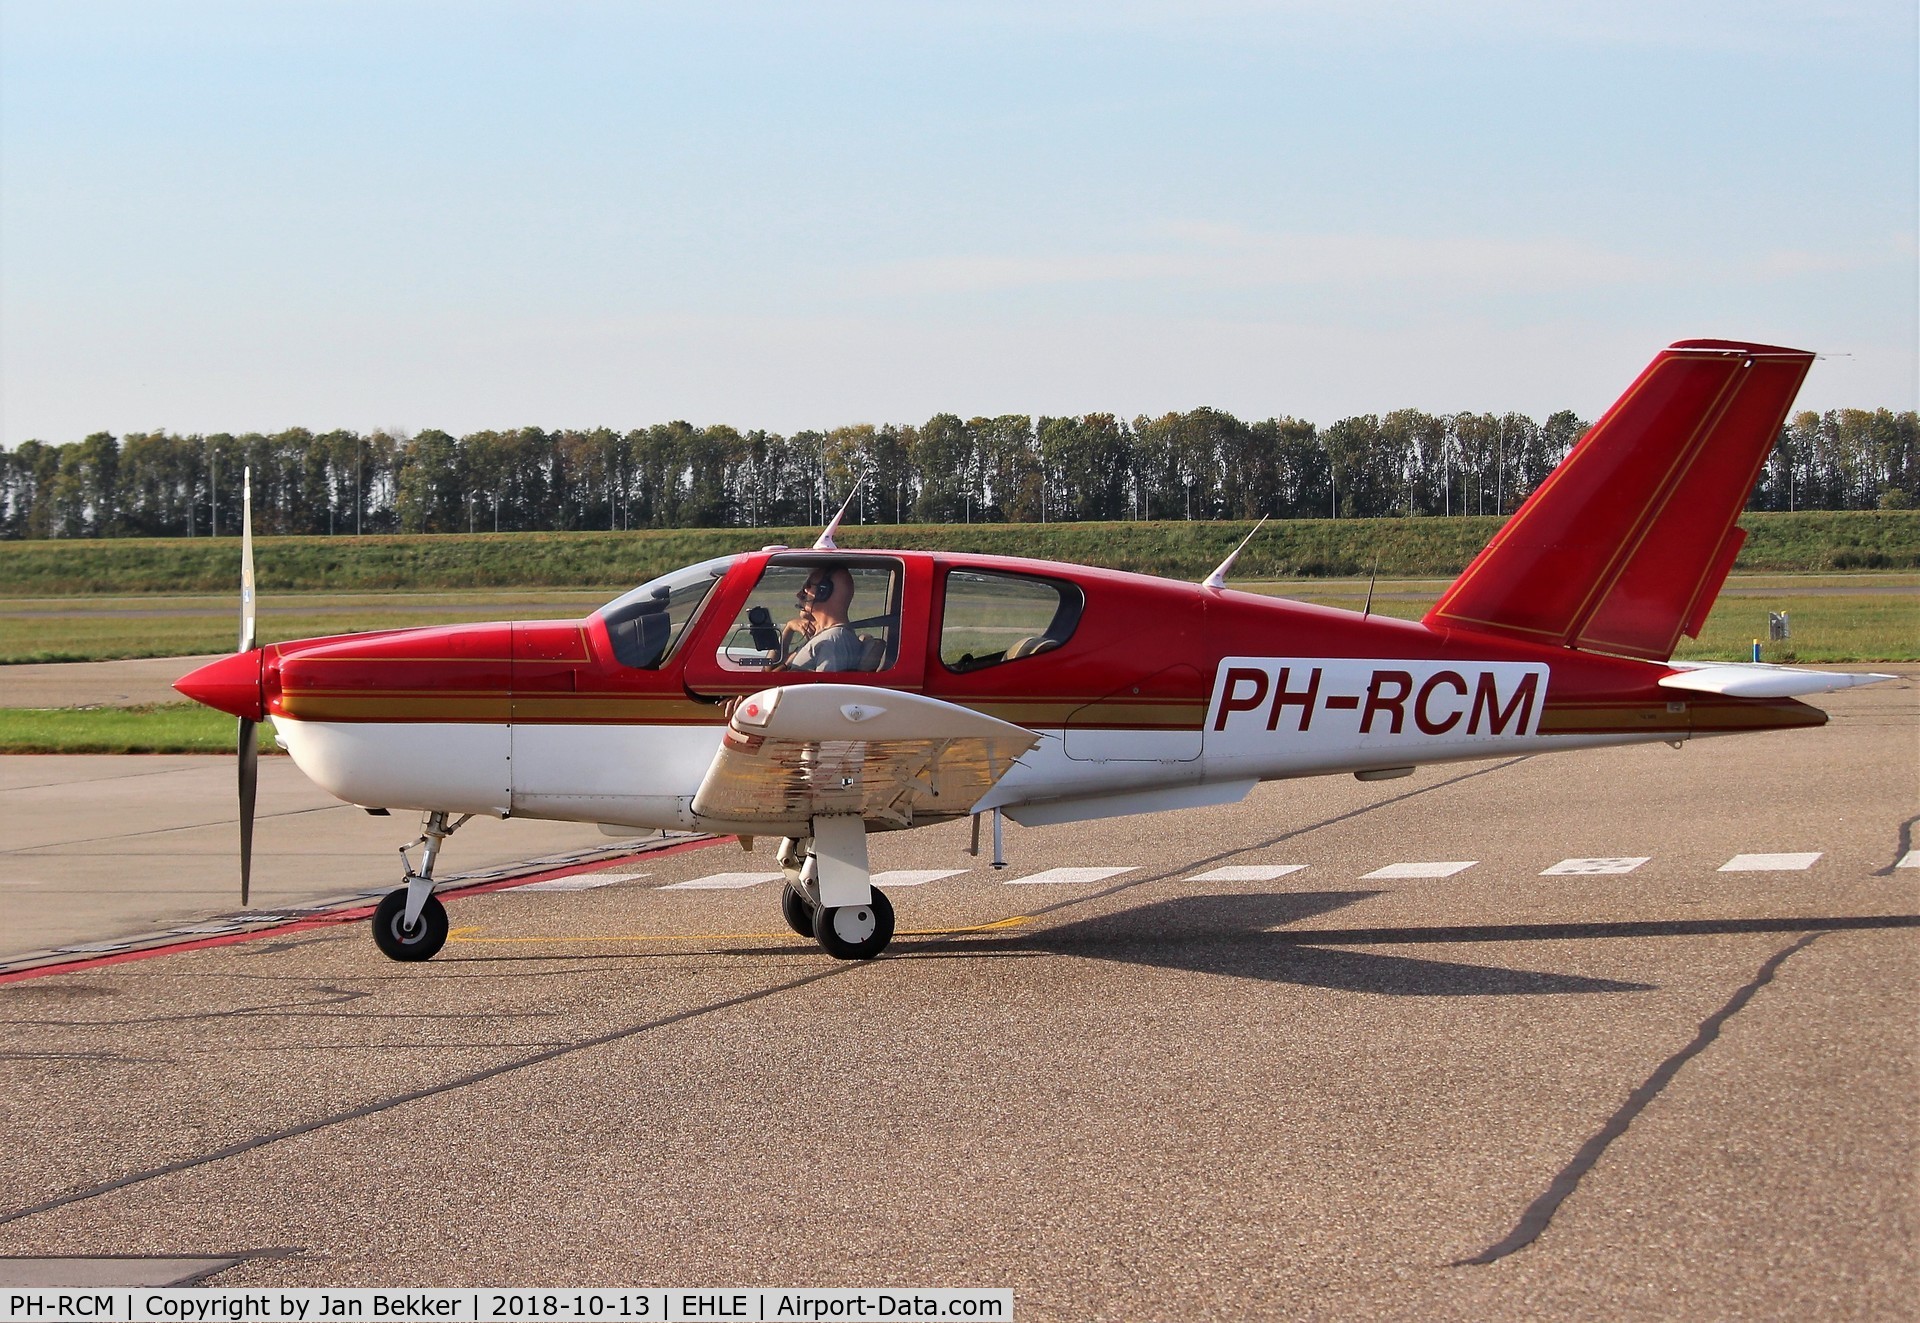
[936,891,1657,997]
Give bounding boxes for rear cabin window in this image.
[940,570,1084,673]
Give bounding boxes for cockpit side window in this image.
[597,555,735,669]
[714,558,902,674]
[940,569,1084,673]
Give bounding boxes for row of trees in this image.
[2,406,1913,539]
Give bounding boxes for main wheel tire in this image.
[780,883,816,937]
[372,889,449,962]
[811,887,895,961]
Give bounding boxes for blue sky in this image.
[2,1,1914,445]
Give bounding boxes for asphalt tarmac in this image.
[0,755,651,963]
[1,674,1915,1319]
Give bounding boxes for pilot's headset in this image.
[800,573,836,604]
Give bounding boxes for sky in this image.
[2,0,1915,446]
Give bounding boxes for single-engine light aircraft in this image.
[176,340,1891,963]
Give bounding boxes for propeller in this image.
[237,467,257,906]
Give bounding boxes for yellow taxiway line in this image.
[446,914,1034,944]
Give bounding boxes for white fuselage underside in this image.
[272,717,1680,831]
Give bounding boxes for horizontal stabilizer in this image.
[1427,340,1815,661]
[1658,664,1896,699]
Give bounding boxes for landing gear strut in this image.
[372,810,470,962]
[777,831,894,960]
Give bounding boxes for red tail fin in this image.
[1424,339,1813,661]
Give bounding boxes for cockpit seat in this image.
[1004,636,1060,661]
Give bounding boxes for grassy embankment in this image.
[2,513,1911,752]
[3,510,1915,597]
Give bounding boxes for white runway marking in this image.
[1187,864,1308,882]
[1363,861,1478,879]
[1541,857,1651,876]
[661,871,783,890]
[1720,853,1821,872]
[517,873,646,892]
[1009,866,1137,886]
[872,869,968,887]
[1896,850,1920,869]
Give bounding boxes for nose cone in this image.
[175,650,265,720]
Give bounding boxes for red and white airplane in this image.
[175,339,1890,964]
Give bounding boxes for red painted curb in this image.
[0,834,733,984]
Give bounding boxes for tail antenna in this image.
[813,486,859,550]
[1362,552,1380,619]
[1202,516,1268,590]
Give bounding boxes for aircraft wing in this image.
[690,683,1041,830]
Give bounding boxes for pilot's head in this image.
[797,567,855,625]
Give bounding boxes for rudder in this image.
[1424,339,1814,661]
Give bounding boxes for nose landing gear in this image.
[372,810,470,963]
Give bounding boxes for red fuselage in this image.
[179,548,1818,754]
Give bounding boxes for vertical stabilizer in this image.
[1424,339,1813,661]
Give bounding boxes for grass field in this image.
[2,510,1915,596]
[4,576,1913,665]
[1237,575,1918,664]
[2,575,1912,666]
[0,589,614,663]
[0,703,280,755]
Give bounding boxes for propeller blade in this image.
[237,465,259,906]
[238,717,257,907]
[239,466,256,652]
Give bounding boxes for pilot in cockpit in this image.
[781,566,865,672]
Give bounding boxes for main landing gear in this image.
[777,831,895,961]
[372,810,470,963]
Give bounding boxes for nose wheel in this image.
[372,890,449,961]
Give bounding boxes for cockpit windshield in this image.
[596,555,736,669]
